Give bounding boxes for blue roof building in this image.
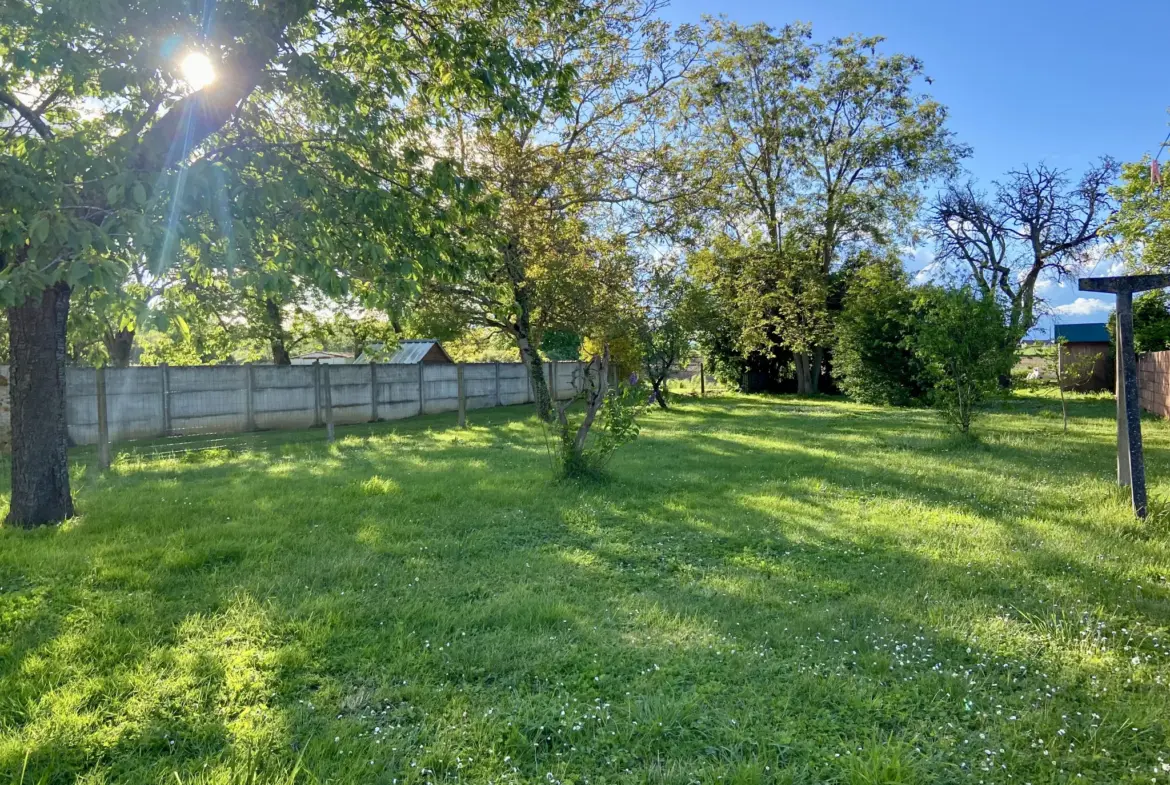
[1053,323,1110,343]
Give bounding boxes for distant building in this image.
[1054,323,1112,392]
[290,350,352,365]
[355,339,454,365]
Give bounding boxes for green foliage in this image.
[1132,290,1170,354]
[910,287,1016,433]
[1109,156,1170,272]
[551,373,647,479]
[541,330,583,361]
[833,260,929,406]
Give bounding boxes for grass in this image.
[1,390,1169,784]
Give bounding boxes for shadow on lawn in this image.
[1,394,1168,782]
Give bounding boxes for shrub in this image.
[833,262,929,406]
[548,351,648,478]
[910,287,1016,433]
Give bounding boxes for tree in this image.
[910,287,1015,433]
[1049,337,1103,433]
[1109,156,1170,273]
[683,22,962,392]
[930,159,1118,336]
[0,0,549,526]
[413,0,703,421]
[638,267,697,409]
[833,257,928,406]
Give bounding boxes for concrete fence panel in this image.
[375,364,422,421]
[422,364,460,415]
[168,366,249,436]
[498,363,531,406]
[253,365,316,431]
[462,363,498,410]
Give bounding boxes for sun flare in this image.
[180,52,215,91]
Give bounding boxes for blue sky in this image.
[659,0,1170,334]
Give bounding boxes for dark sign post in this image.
[1078,273,1170,518]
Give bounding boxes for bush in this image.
[548,354,648,479]
[910,287,1016,433]
[833,262,929,406]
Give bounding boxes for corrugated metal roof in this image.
[1054,322,1110,343]
[386,339,449,364]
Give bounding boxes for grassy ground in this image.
[1,391,1169,784]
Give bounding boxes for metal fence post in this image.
[457,364,466,428]
[370,362,379,422]
[244,362,256,431]
[494,361,502,407]
[312,361,323,427]
[700,361,705,397]
[418,361,426,415]
[159,363,171,436]
[96,367,110,470]
[323,364,335,442]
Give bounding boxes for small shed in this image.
[290,350,352,365]
[374,339,454,365]
[1054,322,1113,392]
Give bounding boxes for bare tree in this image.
[930,159,1118,334]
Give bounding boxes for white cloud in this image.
[1051,297,1113,317]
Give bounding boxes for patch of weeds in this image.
[358,475,400,496]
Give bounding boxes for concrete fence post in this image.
[312,361,323,427]
[494,361,502,407]
[370,362,379,422]
[457,364,466,428]
[159,363,171,436]
[244,362,256,431]
[322,364,335,443]
[418,361,426,415]
[96,367,110,470]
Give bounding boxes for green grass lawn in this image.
[2,392,1169,784]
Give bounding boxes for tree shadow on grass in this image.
[1,395,1169,782]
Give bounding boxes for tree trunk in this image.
[651,379,669,409]
[516,330,553,422]
[103,328,135,367]
[7,283,75,527]
[264,298,292,365]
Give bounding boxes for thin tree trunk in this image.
[264,298,292,365]
[7,282,75,527]
[651,379,669,409]
[103,328,135,367]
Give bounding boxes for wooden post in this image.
[1116,291,1146,516]
[244,362,256,432]
[550,361,558,402]
[96,367,110,470]
[312,361,323,427]
[699,361,705,397]
[1078,273,1170,518]
[418,361,426,415]
[322,364,335,443]
[457,364,467,428]
[494,361,502,407]
[370,363,379,422]
[159,363,171,436]
[1117,340,1131,486]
